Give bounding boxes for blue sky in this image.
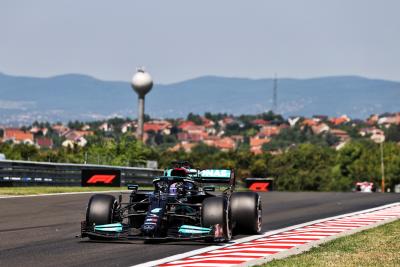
[1,0,399,83]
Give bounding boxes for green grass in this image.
[0,186,130,195]
[262,219,400,267]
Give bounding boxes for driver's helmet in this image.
[169,183,178,195]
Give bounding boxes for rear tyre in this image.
[231,192,262,234]
[86,194,116,228]
[202,197,232,242]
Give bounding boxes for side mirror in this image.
[127,184,139,191]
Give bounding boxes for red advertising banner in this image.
[81,169,121,187]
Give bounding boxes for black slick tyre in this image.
[202,196,232,242]
[86,194,116,227]
[230,192,262,234]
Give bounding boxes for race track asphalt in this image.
[0,191,399,267]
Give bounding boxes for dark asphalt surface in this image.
[0,191,399,267]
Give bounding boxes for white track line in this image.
[133,202,400,267]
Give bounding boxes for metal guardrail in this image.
[0,160,163,186]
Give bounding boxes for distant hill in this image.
[0,72,399,125]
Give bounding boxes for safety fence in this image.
[0,160,163,186]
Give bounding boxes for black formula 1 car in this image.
[80,161,262,242]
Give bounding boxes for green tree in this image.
[250,159,268,177]
[267,143,334,191]
[187,113,203,125]
[385,125,400,142]
[263,126,339,151]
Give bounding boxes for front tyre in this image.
[231,192,262,234]
[202,197,232,242]
[86,194,117,228]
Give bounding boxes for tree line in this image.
[1,135,399,191]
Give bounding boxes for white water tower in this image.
[131,68,153,141]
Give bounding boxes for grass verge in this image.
[262,219,400,267]
[0,186,129,195]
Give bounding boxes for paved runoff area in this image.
[0,192,399,267]
[143,203,400,267]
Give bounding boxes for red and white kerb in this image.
[158,204,400,267]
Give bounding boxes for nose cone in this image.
[131,70,153,97]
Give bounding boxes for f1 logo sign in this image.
[249,182,270,192]
[81,169,121,187]
[87,174,116,184]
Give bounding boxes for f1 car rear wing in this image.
[164,168,235,186]
[196,169,233,184]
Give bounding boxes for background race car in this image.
[355,181,376,193]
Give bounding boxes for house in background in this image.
[2,128,34,145]
[212,137,237,151]
[201,117,215,128]
[250,135,271,154]
[62,130,90,148]
[251,119,269,127]
[218,117,236,129]
[330,129,350,142]
[52,124,70,136]
[259,125,281,137]
[98,122,113,132]
[330,115,351,126]
[377,113,400,127]
[311,123,330,135]
[121,122,134,133]
[169,141,197,153]
[81,124,91,131]
[178,121,196,131]
[302,118,319,127]
[144,120,172,135]
[36,137,54,149]
[30,126,49,136]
